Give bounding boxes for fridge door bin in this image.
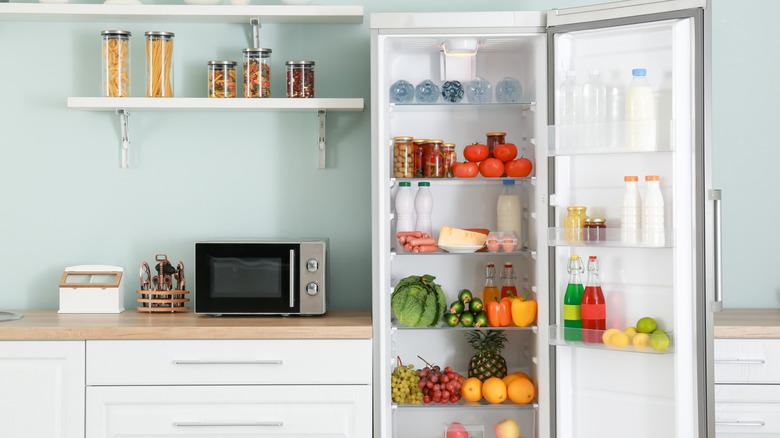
[393,406,536,438]
[547,119,676,155]
[549,325,674,354]
[547,227,674,248]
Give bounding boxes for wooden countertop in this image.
[0,309,372,340]
[715,308,780,339]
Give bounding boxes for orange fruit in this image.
[507,377,535,404]
[513,371,530,381]
[481,377,507,404]
[460,377,483,402]
[502,373,520,387]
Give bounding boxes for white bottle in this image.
[395,181,415,235]
[497,179,522,244]
[642,175,665,247]
[620,175,642,244]
[414,181,433,238]
[625,68,656,151]
[581,69,606,150]
[557,70,580,150]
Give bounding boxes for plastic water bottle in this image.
[557,70,580,150]
[620,176,642,244]
[642,175,665,247]
[395,181,415,235]
[581,69,606,149]
[605,78,624,148]
[625,68,656,151]
[414,181,433,238]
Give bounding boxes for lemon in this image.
[633,333,650,350]
[636,317,657,334]
[602,328,620,345]
[610,332,630,349]
[623,326,637,342]
[649,329,671,352]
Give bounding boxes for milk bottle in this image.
[625,68,656,151]
[642,175,665,247]
[497,180,522,244]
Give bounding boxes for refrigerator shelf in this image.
[391,249,534,256]
[547,227,673,248]
[392,400,539,410]
[548,325,674,354]
[392,322,537,332]
[392,177,535,186]
[547,119,675,156]
[390,102,535,111]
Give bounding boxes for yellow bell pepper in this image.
[511,292,537,327]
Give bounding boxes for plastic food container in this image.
[145,31,174,97]
[486,232,502,253]
[393,136,414,178]
[101,30,131,97]
[243,48,271,98]
[501,231,517,252]
[286,60,314,98]
[207,61,237,98]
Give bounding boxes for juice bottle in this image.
[499,263,517,299]
[563,255,585,342]
[581,256,606,343]
[482,263,499,305]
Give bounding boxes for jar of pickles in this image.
[145,31,174,97]
[286,60,314,98]
[424,140,445,178]
[486,131,506,157]
[393,136,414,178]
[413,139,427,178]
[442,143,456,178]
[208,61,237,98]
[564,206,588,244]
[101,30,131,97]
[243,48,271,98]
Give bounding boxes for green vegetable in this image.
[459,289,473,304]
[391,274,447,328]
[445,313,460,327]
[450,300,465,314]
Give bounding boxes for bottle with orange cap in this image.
[620,175,642,244]
[642,175,665,246]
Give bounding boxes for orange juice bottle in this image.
[483,263,499,304]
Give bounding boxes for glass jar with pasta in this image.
[208,61,237,98]
[145,31,174,98]
[243,48,271,98]
[101,30,131,97]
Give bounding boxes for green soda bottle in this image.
[563,255,585,341]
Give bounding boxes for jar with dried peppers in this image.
[207,61,237,98]
[243,48,271,98]
[424,140,445,178]
[442,143,456,178]
[286,60,314,98]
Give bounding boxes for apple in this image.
[494,418,520,438]
[445,422,468,438]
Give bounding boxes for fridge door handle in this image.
[709,189,723,312]
[713,359,765,365]
[714,420,765,427]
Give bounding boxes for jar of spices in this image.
[413,139,427,178]
[442,143,456,178]
[564,206,588,244]
[286,60,314,98]
[424,140,445,178]
[243,48,271,98]
[145,31,174,97]
[585,218,607,242]
[101,30,131,97]
[393,136,414,178]
[486,131,506,157]
[207,61,237,98]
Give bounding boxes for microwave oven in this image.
[194,240,327,316]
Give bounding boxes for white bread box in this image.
[59,265,125,313]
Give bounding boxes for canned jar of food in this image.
[585,218,607,242]
[145,31,174,97]
[393,136,414,178]
[208,61,237,98]
[243,48,271,98]
[286,60,314,98]
[564,206,588,244]
[424,140,445,178]
[413,139,427,178]
[101,30,131,97]
[442,143,456,178]
[486,131,506,157]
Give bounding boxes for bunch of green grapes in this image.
[391,363,423,405]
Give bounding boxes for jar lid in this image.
[487,132,507,136]
[208,61,237,66]
[567,206,587,211]
[243,48,272,54]
[429,139,443,144]
[145,31,175,37]
[413,139,428,143]
[101,30,131,36]
[585,218,606,224]
[285,60,315,66]
[393,136,413,141]
[442,143,455,148]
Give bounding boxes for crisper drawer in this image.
[86,385,371,438]
[715,384,780,436]
[714,339,780,384]
[86,339,371,385]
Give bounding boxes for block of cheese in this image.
[437,226,488,247]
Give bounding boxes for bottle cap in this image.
[646,175,660,181]
[503,179,515,186]
[624,176,638,182]
[632,68,647,76]
[571,255,579,260]
[399,182,411,187]
[567,206,587,211]
[418,181,430,187]
[589,256,597,261]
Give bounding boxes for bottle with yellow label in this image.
[564,206,588,244]
[563,255,585,342]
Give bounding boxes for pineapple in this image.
[466,330,508,381]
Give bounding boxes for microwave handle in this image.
[289,249,295,308]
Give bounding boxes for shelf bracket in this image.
[250,18,261,49]
[117,109,130,169]
[318,109,326,169]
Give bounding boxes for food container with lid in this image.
[486,131,506,157]
[145,31,174,97]
[286,60,314,98]
[243,48,271,98]
[207,61,237,98]
[101,30,131,97]
[393,136,414,178]
[442,143,456,177]
[424,140,445,178]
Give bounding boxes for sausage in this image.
[408,237,436,247]
[404,243,414,251]
[396,231,423,238]
[398,236,407,245]
[413,245,439,253]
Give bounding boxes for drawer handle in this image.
[172,360,284,365]
[174,421,284,427]
[715,421,765,427]
[714,359,766,365]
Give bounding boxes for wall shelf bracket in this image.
[250,17,261,48]
[318,109,326,169]
[117,108,130,169]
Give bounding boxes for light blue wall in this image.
[0,0,771,311]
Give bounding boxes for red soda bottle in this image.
[499,263,518,299]
[581,256,606,343]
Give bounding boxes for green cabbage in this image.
[391,274,447,327]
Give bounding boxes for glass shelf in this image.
[391,102,535,111]
[392,322,537,332]
[391,177,534,186]
[547,120,674,156]
[393,400,539,410]
[392,249,534,256]
[549,325,674,354]
[547,227,673,248]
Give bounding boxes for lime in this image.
[633,333,650,350]
[649,329,670,352]
[459,289,473,304]
[636,317,657,334]
[444,313,460,327]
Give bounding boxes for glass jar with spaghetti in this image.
[424,140,445,178]
[486,131,506,157]
[145,31,174,97]
[393,136,414,178]
[286,61,314,98]
[207,61,237,98]
[101,30,131,97]
[243,48,271,98]
[442,143,456,178]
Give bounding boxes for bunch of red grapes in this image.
[417,365,463,404]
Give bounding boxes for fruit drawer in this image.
[548,325,674,354]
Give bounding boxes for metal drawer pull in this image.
[714,359,766,365]
[174,421,284,427]
[172,359,284,365]
[715,421,765,427]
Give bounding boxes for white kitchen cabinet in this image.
[0,341,85,438]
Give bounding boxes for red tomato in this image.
[493,143,518,163]
[505,157,533,177]
[446,423,468,438]
[453,161,479,178]
[479,158,505,178]
[463,144,489,162]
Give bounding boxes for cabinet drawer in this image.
[86,385,371,437]
[715,384,780,436]
[87,339,371,385]
[714,339,780,384]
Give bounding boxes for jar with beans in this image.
[442,143,456,178]
[243,48,271,98]
[286,60,314,98]
[424,140,445,178]
[393,136,414,178]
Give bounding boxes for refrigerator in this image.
[370,0,716,437]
